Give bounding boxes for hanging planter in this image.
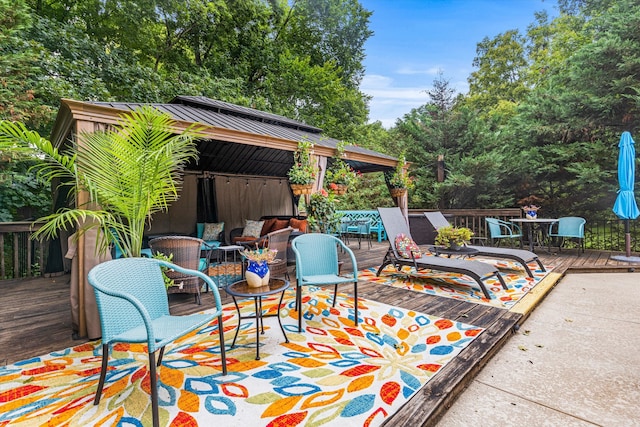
[386,154,414,199]
[329,183,348,195]
[390,187,407,198]
[290,183,314,195]
[287,140,316,195]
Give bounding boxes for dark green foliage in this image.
[3,0,640,227]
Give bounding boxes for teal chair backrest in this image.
[292,233,341,278]
[551,217,585,238]
[89,258,170,349]
[485,218,519,237]
[355,218,371,234]
[486,218,504,237]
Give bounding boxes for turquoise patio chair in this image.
[292,233,359,332]
[485,218,523,248]
[88,257,227,427]
[347,218,373,249]
[548,217,586,254]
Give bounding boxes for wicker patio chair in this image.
[548,217,586,254]
[149,236,210,304]
[265,227,293,280]
[88,257,227,427]
[292,233,358,332]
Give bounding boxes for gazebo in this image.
[48,96,407,337]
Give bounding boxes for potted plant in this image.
[288,139,316,195]
[387,154,414,197]
[306,189,340,233]
[240,247,278,288]
[518,195,544,219]
[325,142,358,195]
[435,225,474,250]
[0,106,202,258]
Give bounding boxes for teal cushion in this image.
[196,223,204,239]
[202,240,221,251]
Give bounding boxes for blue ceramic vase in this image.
[245,260,270,287]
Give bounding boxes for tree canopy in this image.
[2,0,640,220]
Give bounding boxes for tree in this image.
[0,107,202,257]
[283,0,373,88]
[467,30,529,115]
[0,0,53,130]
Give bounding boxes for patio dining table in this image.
[510,217,558,252]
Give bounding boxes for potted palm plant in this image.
[0,106,203,257]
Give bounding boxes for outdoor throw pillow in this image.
[394,233,422,259]
[242,219,265,238]
[261,218,277,235]
[202,222,224,241]
[272,218,290,232]
[289,218,308,232]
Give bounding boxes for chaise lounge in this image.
[377,207,507,299]
[423,211,546,278]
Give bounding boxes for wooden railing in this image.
[0,222,49,279]
[2,209,636,281]
[408,208,638,252]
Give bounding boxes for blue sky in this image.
[360,0,558,127]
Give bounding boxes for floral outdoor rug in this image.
[360,258,552,309]
[0,288,483,427]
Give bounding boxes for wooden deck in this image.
[1,241,638,426]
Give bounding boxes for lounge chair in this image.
[424,212,546,278]
[377,207,507,299]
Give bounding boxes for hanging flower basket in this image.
[330,183,348,195]
[390,187,407,198]
[290,183,313,195]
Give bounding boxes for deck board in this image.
[1,242,639,426]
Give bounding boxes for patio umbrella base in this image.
[611,255,640,263]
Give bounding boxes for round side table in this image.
[226,278,290,360]
[429,245,479,259]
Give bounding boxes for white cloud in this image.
[361,72,472,127]
[361,74,429,100]
[396,66,442,76]
[361,74,430,128]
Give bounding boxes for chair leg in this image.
[148,351,160,427]
[156,347,166,366]
[94,343,109,405]
[297,285,303,332]
[332,284,338,307]
[353,281,358,326]
[217,314,227,375]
